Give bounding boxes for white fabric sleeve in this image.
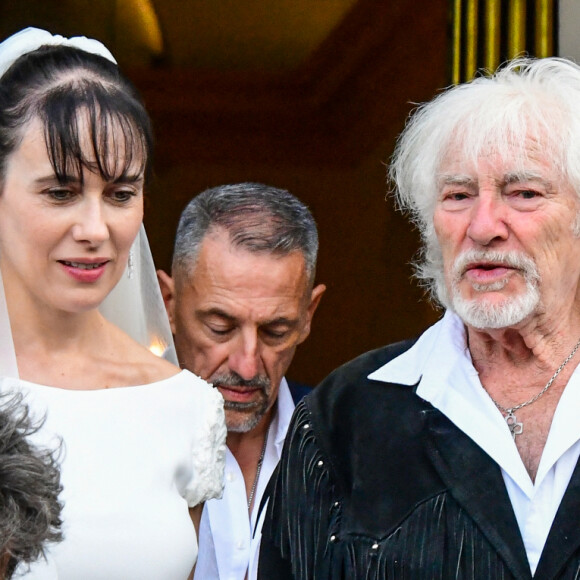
[185,383,227,507]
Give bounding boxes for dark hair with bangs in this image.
[0,44,152,185]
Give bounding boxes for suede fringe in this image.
[265,402,519,579]
[266,401,340,579]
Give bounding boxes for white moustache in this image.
[452,249,539,284]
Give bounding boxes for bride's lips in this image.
[58,259,110,283]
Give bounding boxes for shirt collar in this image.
[367,311,534,489]
[368,310,580,493]
[368,310,468,388]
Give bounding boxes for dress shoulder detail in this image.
[182,372,226,507]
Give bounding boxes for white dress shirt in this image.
[194,378,296,580]
[368,311,580,575]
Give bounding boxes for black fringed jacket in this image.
[258,340,580,579]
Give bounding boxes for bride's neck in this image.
[11,309,115,387]
[9,299,107,357]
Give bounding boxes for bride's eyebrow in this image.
[112,172,144,184]
[34,174,81,186]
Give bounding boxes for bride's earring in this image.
[127,249,135,279]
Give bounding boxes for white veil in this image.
[100,226,177,364]
[0,27,178,376]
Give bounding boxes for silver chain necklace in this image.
[247,426,269,511]
[486,337,580,440]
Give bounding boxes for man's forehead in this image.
[438,146,562,185]
[182,239,309,313]
[440,130,558,170]
[196,231,307,278]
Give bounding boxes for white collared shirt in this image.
[194,378,296,580]
[368,311,580,575]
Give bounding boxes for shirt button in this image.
[236,540,246,550]
[226,472,235,482]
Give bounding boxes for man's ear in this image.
[297,283,326,345]
[157,270,176,334]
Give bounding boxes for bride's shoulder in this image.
[137,348,181,383]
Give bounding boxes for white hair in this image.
[389,57,580,305]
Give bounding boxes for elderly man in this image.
[157,182,325,580]
[259,57,580,579]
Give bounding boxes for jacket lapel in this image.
[424,409,532,580]
[533,455,580,579]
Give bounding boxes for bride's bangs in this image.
[41,83,151,184]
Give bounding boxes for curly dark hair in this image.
[0,394,62,579]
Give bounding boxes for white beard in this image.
[449,249,540,329]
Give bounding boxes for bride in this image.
[0,28,226,579]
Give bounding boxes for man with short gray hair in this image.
[158,182,325,580]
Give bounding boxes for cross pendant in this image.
[505,412,523,439]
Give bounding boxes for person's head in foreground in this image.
[0,395,61,579]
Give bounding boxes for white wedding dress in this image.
[6,370,226,580]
